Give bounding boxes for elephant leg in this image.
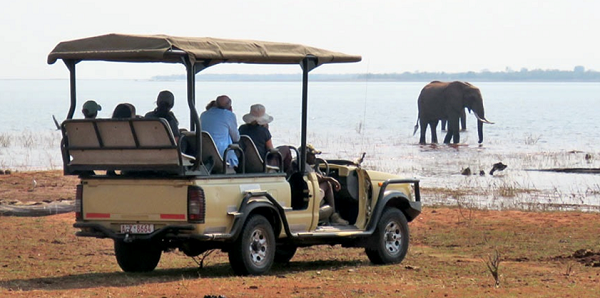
[444,118,460,144]
[430,121,438,143]
[441,119,447,131]
[460,109,467,131]
[443,129,452,143]
[453,128,460,143]
[419,119,428,144]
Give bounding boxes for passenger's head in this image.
[216,95,232,111]
[156,90,175,112]
[205,100,217,110]
[112,103,136,118]
[243,104,273,126]
[302,144,321,165]
[82,100,102,119]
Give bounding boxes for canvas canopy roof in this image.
[47,33,362,66]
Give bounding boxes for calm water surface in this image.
[1,80,599,210]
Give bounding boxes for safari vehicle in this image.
[48,34,421,276]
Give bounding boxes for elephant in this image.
[413,81,493,144]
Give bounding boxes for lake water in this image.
[1,79,600,210]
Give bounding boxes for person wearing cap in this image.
[303,144,349,225]
[82,100,102,119]
[238,104,274,160]
[144,90,180,140]
[200,95,240,168]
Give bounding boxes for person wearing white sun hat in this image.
[238,104,274,160]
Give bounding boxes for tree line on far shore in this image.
[152,66,600,82]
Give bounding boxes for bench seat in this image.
[61,118,195,175]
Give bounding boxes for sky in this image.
[2,0,599,79]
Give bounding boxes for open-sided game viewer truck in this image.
[48,34,421,275]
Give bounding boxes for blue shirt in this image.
[200,108,240,167]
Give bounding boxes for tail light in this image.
[75,184,83,220]
[188,186,205,223]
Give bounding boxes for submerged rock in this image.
[490,162,507,175]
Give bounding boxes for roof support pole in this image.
[182,57,211,171]
[64,60,78,120]
[182,58,204,171]
[299,56,318,174]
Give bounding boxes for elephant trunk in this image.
[473,111,493,144]
[477,119,484,144]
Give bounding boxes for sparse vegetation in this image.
[483,249,502,287]
[0,134,11,148]
[524,133,542,145]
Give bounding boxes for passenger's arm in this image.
[265,139,274,150]
[229,114,240,142]
[316,173,341,191]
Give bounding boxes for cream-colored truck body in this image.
[49,34,421,275]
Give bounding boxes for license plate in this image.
[120,224,154,234]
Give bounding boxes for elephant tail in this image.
[413,117,419,136]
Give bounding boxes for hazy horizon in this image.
[3,1,599,80]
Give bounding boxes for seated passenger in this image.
[82,100,102,119]
[200,95,240,168]
[112,103,137,118]
[238,104,274,160]
[145,90,180,140]
[303,144,348,225]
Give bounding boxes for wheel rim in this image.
[384,220,402,255]
[248,227,269,267]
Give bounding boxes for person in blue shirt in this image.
[200,95,240,168]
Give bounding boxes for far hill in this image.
[152,67,600,82]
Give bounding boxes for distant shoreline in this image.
[3,69,599,82]
[152,68,600,82]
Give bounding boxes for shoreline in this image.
[2,169,600,214]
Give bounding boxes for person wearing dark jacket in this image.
[144,90,180,140]
[238,104,274,160]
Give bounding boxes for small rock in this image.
[461,167,471,175]
[479,170,485,176]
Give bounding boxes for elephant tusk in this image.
[473,112,495,124]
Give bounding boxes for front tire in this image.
[228,214,276,275]
[365,208,409,265]
[114,240,162,272]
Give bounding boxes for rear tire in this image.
[114,240,162,272]
[228,214,275,275]
[365,208,409,265]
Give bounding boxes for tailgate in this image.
[81,178,191,222]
